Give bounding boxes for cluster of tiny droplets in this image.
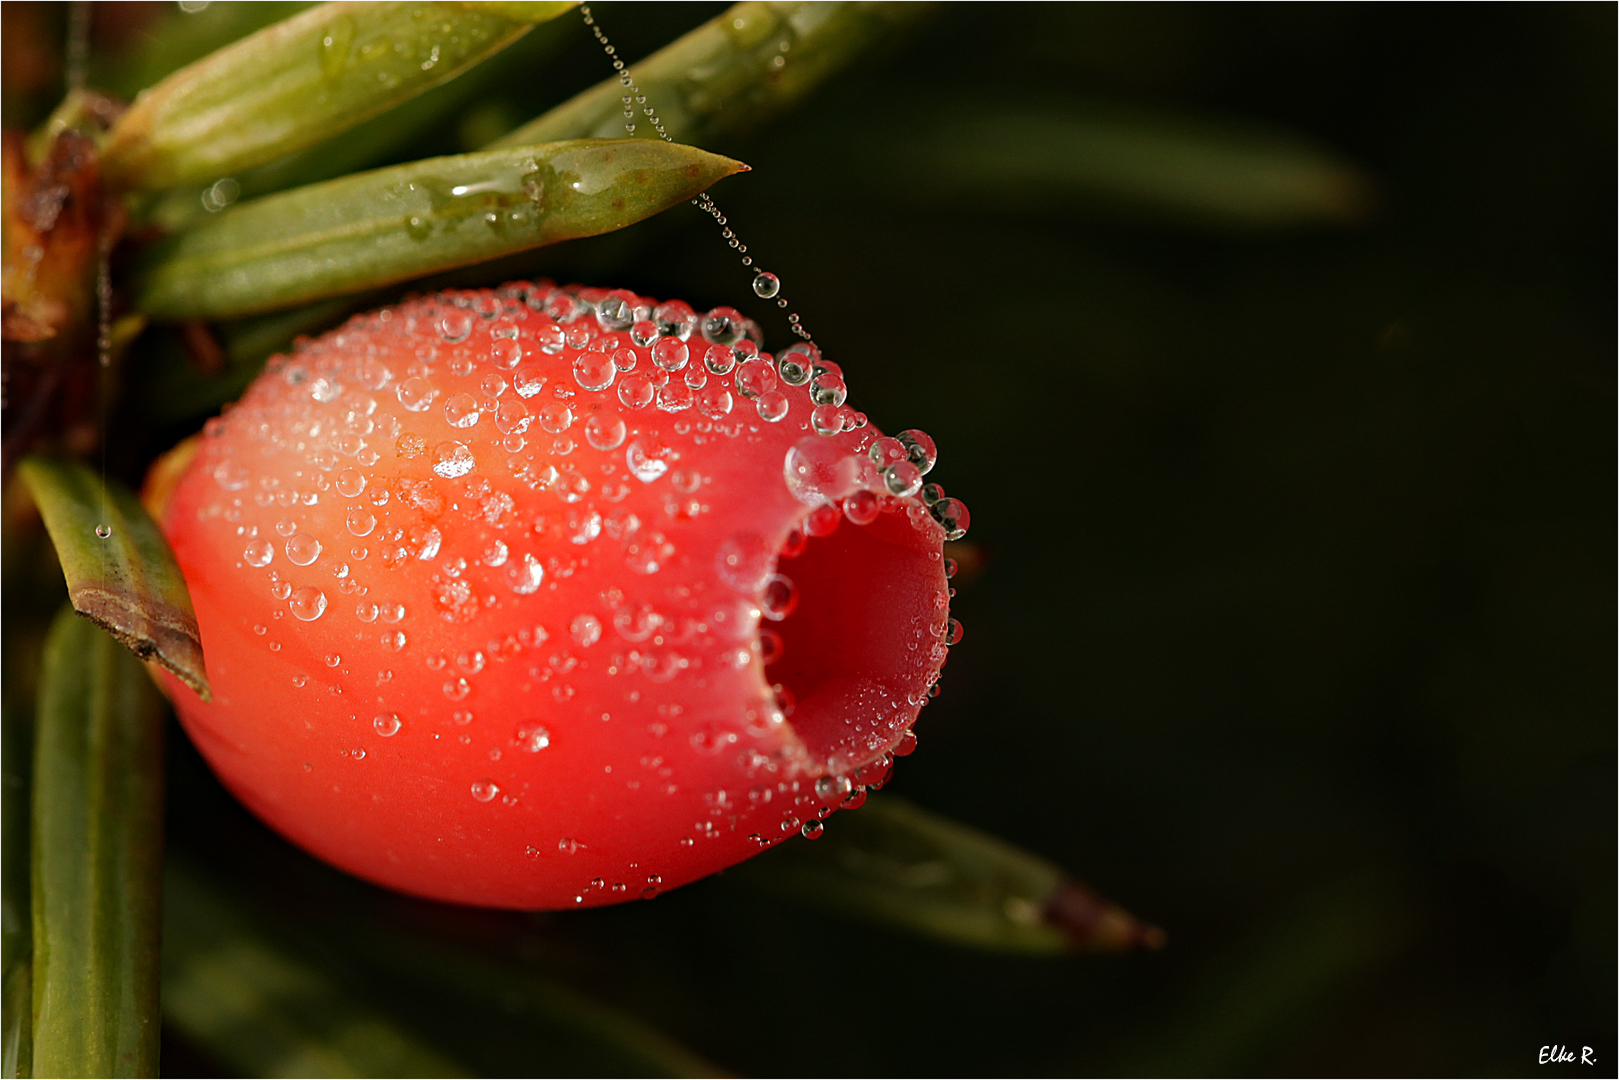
[578,5,812,343]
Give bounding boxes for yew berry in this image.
[155,281,967,910]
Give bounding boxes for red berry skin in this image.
[158,282,954,909]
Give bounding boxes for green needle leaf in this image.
[494,1,933,150]
[732,795,1164,955]
[30,607,166,1078]
[163,860,473,1079]
[133,139,746,320]
[17,458,209,702]
[102,0,578,191]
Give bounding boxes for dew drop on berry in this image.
[651,338,688,371]
[717,532,774,592]
[336,469,366,498]
[784,436,860,505]
[803,502,842,537]
[512,367,546,398]
[696,385,733,418]
[505,553,544,594]
[898,429,938,475]
[583,411,626,451]
[760,574,798,621]
[617,373,654,409]
[844,489,880,525]
[932,497,971,540]
[244,540,274,567]
[801,820,824,839]
[755,392,789,423]
[437,311,472,342]
[883,461,924,497]
[289,587,328,621]
[612,347,638,372]
[345,506,376,537]
[734,358,776,399]
[653,299,696,340]
[574,352,615,392]
[482,539,509,567]
[517,723,551,752]
[373,713,401,737]
[432,441,475,478]
[357,602,378,622]
[625,439,670,483]
[538,402,573,433]
[701,307,743,345]
[704,344,737,376]
[285,533,322,566]
[397,377,436,412]
[946,618,964,645]
[213,461,248,491]
[471,779,499,802]
[571,613,602,647]
[443,393,480,428]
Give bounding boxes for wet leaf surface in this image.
[17,457,209,700]
[102,1,576,190]
[133,138,745,319]
[31,607,165,1078]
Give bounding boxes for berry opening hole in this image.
[762,507,946,774]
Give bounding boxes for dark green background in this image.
[9,2,1616,1076]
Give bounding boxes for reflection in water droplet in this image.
[285,533,322,566]
[346,506,376,537]
[289,587,328,621]
[244,540,274,566]
[373,713,401,736]
[753,272,781,299]
[443,393,481,428]
[432,441,475,478]
[584,412,626,451]
[517,723,551,752]
[397,376,436,412]
[505,553,544,594]
[471,779,499,802]
[336,469,366,497]
[94,524,112,539]
[761,574,798,621]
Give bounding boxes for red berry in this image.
[156,282,964,909]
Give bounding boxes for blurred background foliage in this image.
[2,1,1614,1075]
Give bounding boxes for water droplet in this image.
[373,713,401,736]
[482,539,509,567]
[244,539,274,566]
[883,461,924,498]
[571,613,602,647]
[653,299,696,339]
[703,344,737,375]
[397,376,436,412]
[357,602,378,622]
[717,533,774,593]
[844,489,880,525]
[94,523,112,539]
[538,402,574,433]
[443,393,480,428]
[755,391,789,423]
[932,497,971,540]
[574,352,616,392]
[432,441,475,478]
[651,338,688,371]
[505,553,544,594]
[212,461,248,490]
[696,384,733,418]
[734,358,776,399]
[761,574,798,620]
[471,778,499,802]
[946,618,964,645]
[336,469,366,497]
[285,533,322,566]
[625,438,671,483]
[583,411,626,450]
[801,820,824,839]
[289,587,328,621]
[612,347,638,372]
[346,506,376,537]
[898,429,938,475]
[752,272,781,299]
[893,730,918,757]
[517,723,551,752]
[701,306,743,345]
[512,367,546,397]
[810,372,847,407]
[438,311,472,342]
[784,436,860,505]
[558,837,580,854]
[617,373,654,409]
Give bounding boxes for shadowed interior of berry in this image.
[763,513,943,774]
